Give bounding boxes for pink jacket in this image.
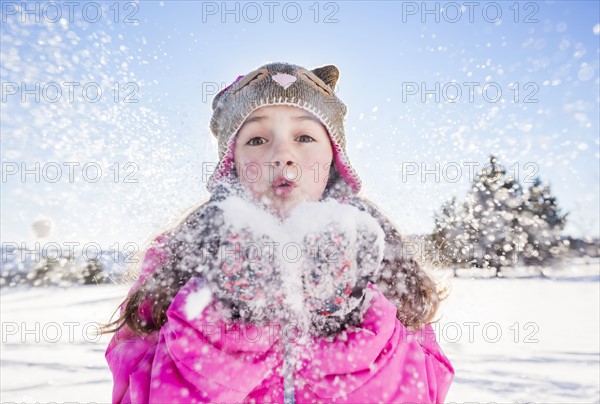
[106,240,454,403]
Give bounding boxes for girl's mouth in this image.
[272,176,297,196]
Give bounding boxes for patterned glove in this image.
[202,195,285,323]
[287,200,385,336]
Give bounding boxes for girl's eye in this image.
[247,137,267,146]
[297,135,315,143]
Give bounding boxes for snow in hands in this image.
[184,193,386,338]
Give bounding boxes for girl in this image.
[103,62,454,403]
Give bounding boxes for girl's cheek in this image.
[236,160,268,189]
[243,162,262,182]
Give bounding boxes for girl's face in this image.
[233,105,333,218]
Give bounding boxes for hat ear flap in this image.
[311,65,340,90]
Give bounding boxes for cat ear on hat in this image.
[211,74,245,110]
[310,65,340,91]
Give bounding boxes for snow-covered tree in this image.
[460,157,525,272]
[432,156,567,275]
[431,197,462,265]
[518,177,568,266]
[81,258,107,285]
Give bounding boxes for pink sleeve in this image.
[127,234,170,326]
[105,234,170,404]
[105,325,160,404]
[410,323,455,402]
[130,234,170,294]
[297,284,455,403]
[116,277,286,403]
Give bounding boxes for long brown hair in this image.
[355,198,449,330]
[100,169,447,336]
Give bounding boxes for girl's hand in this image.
[287,200,386,335]
[202,196,286,322]
[201,192,385,334]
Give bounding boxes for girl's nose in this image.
[273,160,295,167]
[270,139,296,167]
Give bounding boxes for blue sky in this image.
[1,0,599,249]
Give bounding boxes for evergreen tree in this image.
[461,156,525,273]
[518,177,568,266]
[431,156,567,275]
[81,258,106,285]
[432,196,463,265]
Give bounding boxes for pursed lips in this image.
[271,176,297,195]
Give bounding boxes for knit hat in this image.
[207,62,361,195]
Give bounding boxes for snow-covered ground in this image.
[1,260,598,403]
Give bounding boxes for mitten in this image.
[203,194,286,322]
[286,200,385,335]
